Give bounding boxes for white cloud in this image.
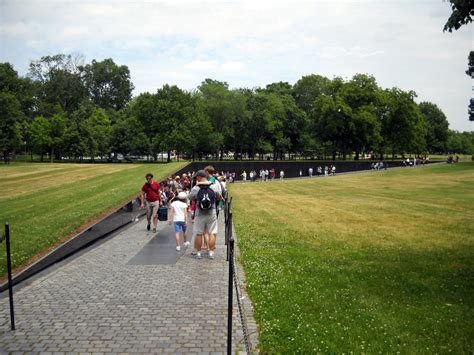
[185,60,219,71]
[0,0,472,131]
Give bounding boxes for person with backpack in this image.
[189,170,222,259]
[140,173,161,233]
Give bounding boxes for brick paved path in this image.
[0,213,257,354]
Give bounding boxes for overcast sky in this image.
[1,0,472,131]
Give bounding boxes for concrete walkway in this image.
[0,213,257,354]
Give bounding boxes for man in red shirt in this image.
[140,173,161,233]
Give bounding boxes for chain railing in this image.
[224,197,252,354]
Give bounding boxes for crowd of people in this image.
[140,165,228,259]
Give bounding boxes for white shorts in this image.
[193,213,218,235]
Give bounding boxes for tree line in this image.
[1,54,473,164]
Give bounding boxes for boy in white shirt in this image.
[168,192,189,251]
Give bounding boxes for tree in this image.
[292,74,330,114]
[311,94,355,160]
[30,116,52,161]
[261,81,293,96]
[62,103,95,161]
[0,63,35,118]
[443,0,474,32]
[80,58,134,110]
[447,130,474,153]
[198,79,234,159]
[84,108,112,159]
[29,54,87,115]
[110,115,150,158]
[339,74,383,159]
[49,112,67,162]
[0,92,23,163]
[466,51,474,77]
[382,88,427,157]
[419,102,450,153]
[281,94,309,157]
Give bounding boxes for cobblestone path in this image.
[0,213,257,354]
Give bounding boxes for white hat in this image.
[178,192,187,200]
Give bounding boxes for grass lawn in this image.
[0,162,186,277]
[230,163,474,353]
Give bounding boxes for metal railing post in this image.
[226,212,232,262]
[5,223,15,330]
[227,238,235,355]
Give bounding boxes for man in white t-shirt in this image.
[168,192,189,251]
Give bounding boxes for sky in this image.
[1,0,472,131]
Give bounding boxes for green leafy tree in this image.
[262,81,293,96]
[312,94,355,160]
[447,130,474,154]
[84,108,112,159]
[0,63,35,118]
[0,92,23,163]
[30,116,52,161]
[245,92,273,159]
[62,103,95,161]
[419,102,450,153]
[293,74,331,114]
[49,112,67,162]
[29,54,88,115]
[110,115,150,157]
[443,0,474,32]
[467,51,474,77]
[80,58,134,110]
[281,94,309,157]
[340,74,383,159]
[227,89,252,160]
[198,79,234,159]
[382,88,427,157]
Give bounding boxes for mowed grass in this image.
[0,162,186,277]
[230,163,474,353]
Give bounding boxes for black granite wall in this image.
[171,160,407,179]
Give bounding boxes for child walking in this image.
[168,192,189,251]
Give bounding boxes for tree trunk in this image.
[355,151,360,160]
[40,153,44,162]
[167,150,171,163]
[332,151,336,161]
[51,147,54,163]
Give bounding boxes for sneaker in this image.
[208,251,214,259]
[147,224,151,231]
[152,227,157,233]
[176,246,181,251]
[184,241,190,247]
[196,252,202,259]
[191,249,197,256]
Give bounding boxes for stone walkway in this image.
[0,213,258,354]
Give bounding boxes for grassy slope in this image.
[0,162,186,276]
[230,163,474,353]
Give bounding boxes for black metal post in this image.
[227,238,234,355]
[226,213,232,262]
[5,223,15,330]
